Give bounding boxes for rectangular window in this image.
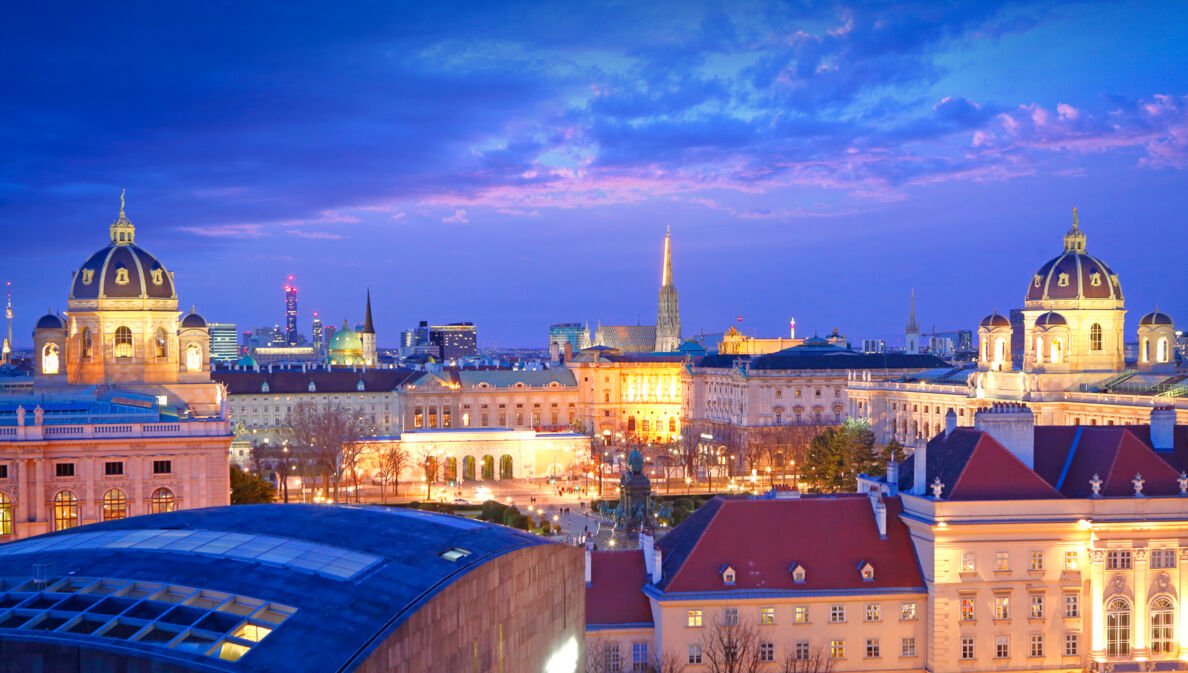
[865,603,880,622]
[1151,549,1177,569]
[995,596,1010,620]
[794,641,810,661]
[759,607,774,625]
[104,461,124,476]
[606,643,621,673]
[900,602,917,621]
[498,412,507,426]
[723,607,739,626]
[996,635,1009,659]
[515,412,523,426]
[961,636,975,660]
[0,465,7,479]
[428,408,437,427]
[830,640,845,660]
[55,463,75,478]
[1064,594,1079,618]
[795,606,809,624]
[153,460,172,474]
[461,412,470,427]
[996,551,1010,572]
[1031,551,1045,571]
[1064,633,1079,656]
[901,637,916,657]
[414,407,423,428]
[961,551,976,573]
[631,643,648,672]
[1107,550,1132,570]
[1030,595,1045,619]
[481,413,488,427]
[759,642,774,663]
[960,597,975,621]
[1029,634,1044,658]
[687,644,702,665]
[830,605,846,623]
[687,610,702,627]
[442,409,452,428]
[865,638,880,658]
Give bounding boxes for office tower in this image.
[312,313,323,353]
[431,322,477,360]
[322,324,336,352]
[284,276,298,346]
[548,322,590,351]
[208,323,239,362]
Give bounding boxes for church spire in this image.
[661,225,673,287]
[906,289,919,332]
[362,285,375,335]
[655,227,681,352]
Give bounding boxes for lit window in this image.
[961,636,975,660]
[53,490,79,531]
[830,640,845,659]
[687,609,702,627]
[901,637,916,657]
[830,605,846,623]
[960,597,975,621]
[865,604,880,622]
[995,635,1009,659]
[759,607,774,625]
[0,492,12,536]
[114,326,133,358]
[41,343,60,374]
[995,596,1010,620]
[795,606,809,624]
[1064,551,1078,570]
[102,489,127,521]
[961,551,976,573]
[150,487,176,514]
[1030,552,1044,571]
[186,343,202,371]
[1064,594,1079,618]
[995,551,1010,572]
[1029,634,1044,658]
[1030,595,1045,619]
[155,328,168,358]
[900,602,916,621]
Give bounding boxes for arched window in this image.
[1157,338,1169,363]
[1106,598,1131,657]
[981,340,988,362]
[102,489,128,521]
[41,343,60,375]
[1141,338,1150,363]
[994,338,1006,368]
[1050,338,1063,364]
[1090,323,1103,351]
[1034,336,1044,364]
[499,454,514,479]
[149,487,176,514]
[186,343,202,371]
[53,491,79,531]
[155,328,168,358]
[114,326,133,358]
[0,492,12,536]
[81,327,93,358]
[1151,597,1175,653]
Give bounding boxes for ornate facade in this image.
[567,349,684,444]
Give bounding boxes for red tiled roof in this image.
[1033,426,1184,497]
[656,496,923,594]
[586,550,654,627]
[947,433,1062,501]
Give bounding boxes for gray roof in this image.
[593,325,656,352]
[0,505,551,673]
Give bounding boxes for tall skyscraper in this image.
[655,227,681,352]
[905,289,920,354]
[284,276,298,346]
[360,288,377,366]
[312,312,323,354]
[208,323,239,363]
[3,281,12,364]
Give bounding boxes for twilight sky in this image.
[2,1,1187,348]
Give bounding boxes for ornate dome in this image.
[35,312,65,330]
[979,311,1010,328]
[236,355,258,368]
[69,199,176,302]
[1025,209,1121,304]
[180,308,207,328]
[1140,310,1173,326]
[328,320,363,352]
[1034,311,1068,327]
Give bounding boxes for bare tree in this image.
[584,635,615,673]
[375,441,410,502]
[653,649,686,673]
[283,401,373,502]
[413,445,440,499]
[700,612,762,673]
[780,644,834,673]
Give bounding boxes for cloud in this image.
[390,212,406,221]
[178,223,265,238]
[284,229,348,240]
[442,209,469,223]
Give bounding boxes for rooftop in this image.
[212,369,418,395]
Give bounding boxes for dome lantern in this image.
[110,189,135,246]
[1063,206,1085,253]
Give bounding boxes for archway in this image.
[462,455,476,481]
[186,343,202,371]
[1106,597,1131,657]
[481,455,495,480]
[499,454,513,479]
[444,456,457,483]
[1157,338,1169,363]
[41,343,60,375]
[626,416,636,433]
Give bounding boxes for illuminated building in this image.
[717,323,803,355]
[567,348,684,443]
[284,276,298,346]
[549,322,591,352]
[2,282,11,365]
[0,504,583,673]
[401,369,577,432]
[1,195,230,541]
[207,322,238,363]
[849,210,1185,448]
[592,228,683,353]
[430,322,476,360]
[311,313,323,355]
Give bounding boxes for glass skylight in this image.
[0,576,295,663]
[0,529,381,580]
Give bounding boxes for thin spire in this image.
[362,285,375,334]
[906,289,919,332]
[661,226,673,287]
[120,188,126,218]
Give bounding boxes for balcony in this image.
[0,419,229,441]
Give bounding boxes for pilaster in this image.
[1090,548,1106,660]
[1133,547,1149,658]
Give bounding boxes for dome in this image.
[69,206,176,302]
[1034,311,1068,327]
[35,313,65,330]
[980,312,1010,328]
[236,355,258,367]
[328,321,363,352]
[1025,212,1122,304]
[180,308,207,328]
[1140,310,1173,326]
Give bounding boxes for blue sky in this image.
[2,1,1186,347]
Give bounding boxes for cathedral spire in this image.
[655,227,681,352]
[661,225,673,287]
[906,289,919,332]
[362,285,375,335]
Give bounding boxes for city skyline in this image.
[2,2,1186,347]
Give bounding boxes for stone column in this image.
[1133,547,1149,658]
[1179,548,1188,658]
[1089,548,1106,660]
[33,459,46,525]
[18,458,30,524]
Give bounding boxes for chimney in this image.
[974,403,1035,469]
[584,541,592,587]
[1151,406,1176,451]
[912,444,927,496]
[564,342,573,361]
[944,408,957,437]
[871,496,887,539]
[639,530,655,579]
[653,548,662,584]
[886,453,899,496]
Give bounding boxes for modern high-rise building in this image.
[548,322,590,351]
[654,227,681,352]
[284,276,298,346]
[207,322,239,362]
[431,322,477,360]
[322,324,336,352]
[312,313,323,354]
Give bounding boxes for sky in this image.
[2,1,1187,348]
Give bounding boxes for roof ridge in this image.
[659,497,727,590]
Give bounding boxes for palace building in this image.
[848,210,1185,448]
[0,196,231,541]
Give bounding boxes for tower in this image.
[284,276,298,346]
[312,312,324,354]
[905,289,920,354]
[655,227,681,352]
[3,281,11,364]
[360,287,377,366]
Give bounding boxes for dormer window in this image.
[790,563,806,583]
[308,381,317,392]
[859,561,875,581]
[720,565,736,585]
[261,382,270,393]
[357,380,366,391]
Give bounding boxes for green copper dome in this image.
[328,320,363,352]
